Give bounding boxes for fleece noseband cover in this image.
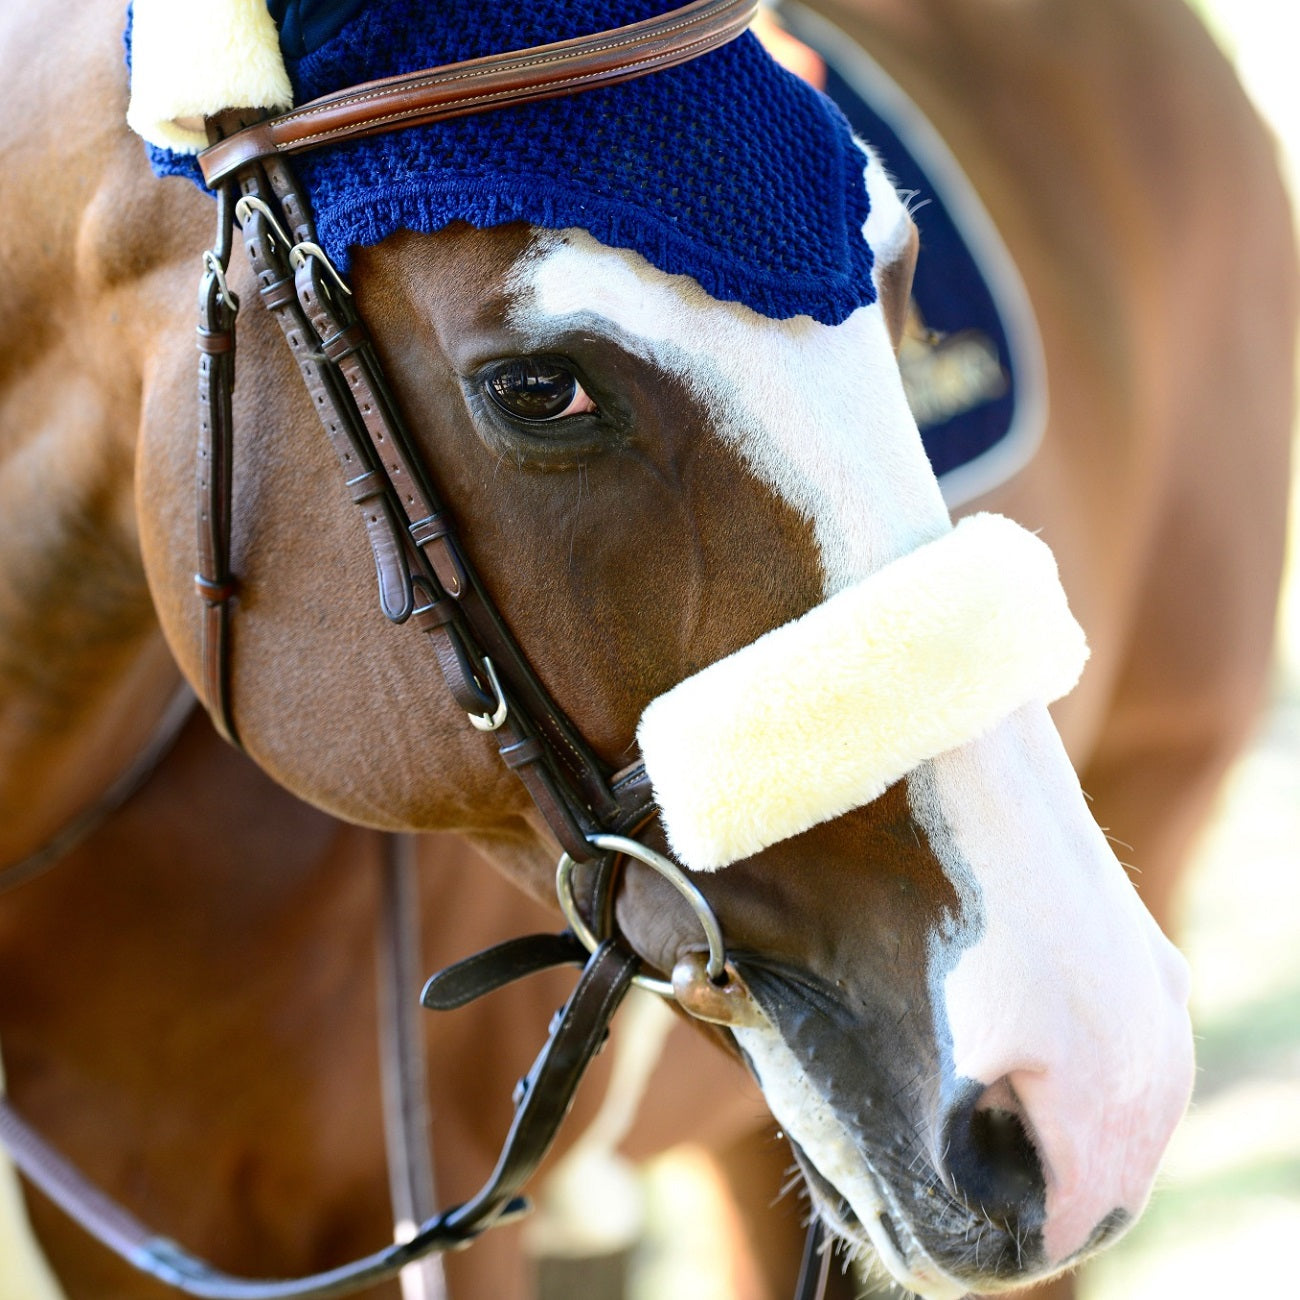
[637,513,1089,871]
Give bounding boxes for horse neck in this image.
[0,0,202,867]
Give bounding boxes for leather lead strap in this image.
[0,939,638,1299]
[199,0,758,187]
[0,687,196,894]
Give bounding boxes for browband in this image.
[199,0,758,186]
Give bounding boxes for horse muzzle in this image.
[728,939,1191,1298]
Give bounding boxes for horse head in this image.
[130,2,1193,1294]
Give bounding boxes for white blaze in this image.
[515,147,950,598]
[512,152,1192,1287]
[910,709,1194,1264]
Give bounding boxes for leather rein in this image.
[2,3,837,1298]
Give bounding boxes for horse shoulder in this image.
[0,0,203,865]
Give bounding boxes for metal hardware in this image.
[289,240,354,297]
[234,194,294,253]
[466,657,508,731]
[555,833,726,997]
[200,250,238,313]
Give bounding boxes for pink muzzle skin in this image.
[914,708,1195,1271]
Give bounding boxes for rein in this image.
[0,930,640,1298]
[2,3,837,1298]
[0,687,196,895]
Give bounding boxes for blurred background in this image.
[627,3,1300,1296]
[1084,5,1300,1293]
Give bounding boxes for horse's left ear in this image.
[877,219,919,352]
[127,0,293,153]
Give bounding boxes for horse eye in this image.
[484,358,597,422]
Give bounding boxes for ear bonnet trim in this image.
[128,0,881,324]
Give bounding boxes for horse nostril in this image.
[938,1080,1046,1228]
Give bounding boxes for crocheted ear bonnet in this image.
[134,0,879,325]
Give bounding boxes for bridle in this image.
[0,2,839,1297]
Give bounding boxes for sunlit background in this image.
[625,3,1300,1296]
[1086,4,1300,1295]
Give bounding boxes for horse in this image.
[0,0,1293,1298]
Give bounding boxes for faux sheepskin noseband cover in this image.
[637,514,1090,871]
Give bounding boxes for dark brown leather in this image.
[199,0,758,187]
[440,939,639,1238]
[194,185,241,747]
[0,936,640,1299]
[608,761,656,835]
[420,932,588,1011]
[240,202,416,625]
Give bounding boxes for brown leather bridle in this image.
[1,4,845,1298]
[191,0,770,861]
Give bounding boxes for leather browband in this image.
[199,0,758,187]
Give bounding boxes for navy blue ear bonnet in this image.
[151,0,881,325]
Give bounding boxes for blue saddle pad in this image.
[777,2,1046,504]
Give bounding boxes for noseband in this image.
[1,5,827,1299]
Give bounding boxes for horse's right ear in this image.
[877,219,919,352]
[127,0,292,153]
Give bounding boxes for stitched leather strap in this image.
[199,0,757,187]
[439,939,639,1237]
[195,185,241,746]
[420,932,588,1011]
[0,938,638,1299]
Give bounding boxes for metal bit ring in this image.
[555,833,726,997]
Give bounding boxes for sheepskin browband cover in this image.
[637,513,1089,871]
[127,0,293,152]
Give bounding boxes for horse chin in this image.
[732,1014,970,1300]
[729,962,1083,1300]
[787,1140,962,1300]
